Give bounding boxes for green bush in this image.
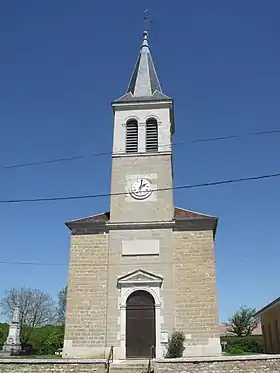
[165,331,185,358]
[0,323,64,356]
[226,346,247,355]
[221,336,264,354]
[28,325,64,355]
[0,323,9,346]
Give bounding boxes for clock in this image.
[130,178,152,200]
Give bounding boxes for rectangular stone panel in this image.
[122,239,160,256]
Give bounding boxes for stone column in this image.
[2,306,21,355]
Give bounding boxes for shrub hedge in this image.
[221,336,264,354]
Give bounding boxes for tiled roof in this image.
[66,212,110,225]
[66,207,216,226]
[174,207,217,220]
[219,323,263,336]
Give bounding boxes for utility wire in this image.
[0,261,67,266]
[0,251,279,267]
[2,129,280,170]
[0,171,279,204]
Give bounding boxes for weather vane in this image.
[143,9,152,32]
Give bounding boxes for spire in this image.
[114,31,171,103]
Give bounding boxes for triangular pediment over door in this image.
[117,269,163,288]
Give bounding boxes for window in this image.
[146,118,158,152]
[126,119,138,153]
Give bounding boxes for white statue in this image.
[12,306,20,324]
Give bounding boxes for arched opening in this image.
[126,290,156,358]
[126,119,138,153]
[146,118,158,152]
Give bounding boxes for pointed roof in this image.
[114,31,171,103]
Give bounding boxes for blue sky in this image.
[0,0,280,322]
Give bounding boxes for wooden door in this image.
[126,290,156,358]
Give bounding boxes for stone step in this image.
[110,364,148,368]
[109,360,151,373]
[109,368,150,373]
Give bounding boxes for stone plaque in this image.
[161,332,169,343]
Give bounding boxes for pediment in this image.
[117,270,163,286]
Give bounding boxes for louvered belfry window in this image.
[146,118,158,152]
[125,119,138,153]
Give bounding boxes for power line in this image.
[2,151,111,170]
[0,251,279,267]
[0,170,279,204]
[2,129,280,170]
[0,261,67,266]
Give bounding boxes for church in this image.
[63,31,221,359]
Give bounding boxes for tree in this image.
[56,285,67,326]
[0,287,55,345]
[225,306,259,337]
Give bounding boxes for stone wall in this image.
[154,355,280,373]
[173,230,221,356]
[63,234,109,358]
[0,359,105,373]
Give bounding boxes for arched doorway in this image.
[126,290,156,358]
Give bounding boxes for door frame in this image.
[117,270,163,359]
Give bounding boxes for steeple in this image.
[114,31,171,103]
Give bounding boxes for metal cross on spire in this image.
[143,9,152,32]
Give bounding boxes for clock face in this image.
[130,178,152,200]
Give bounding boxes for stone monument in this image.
[2,306,21,355]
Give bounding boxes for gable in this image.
[117,269,163,286]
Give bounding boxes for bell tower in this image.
[110,31,174,223]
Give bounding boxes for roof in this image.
[113,31,171,103]
[115,91,172,103]
[174,207,216,220]
[65,207,217,227]
[255,296,280,316]
[219,323,262,337]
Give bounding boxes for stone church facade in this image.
[63,31,221,359]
